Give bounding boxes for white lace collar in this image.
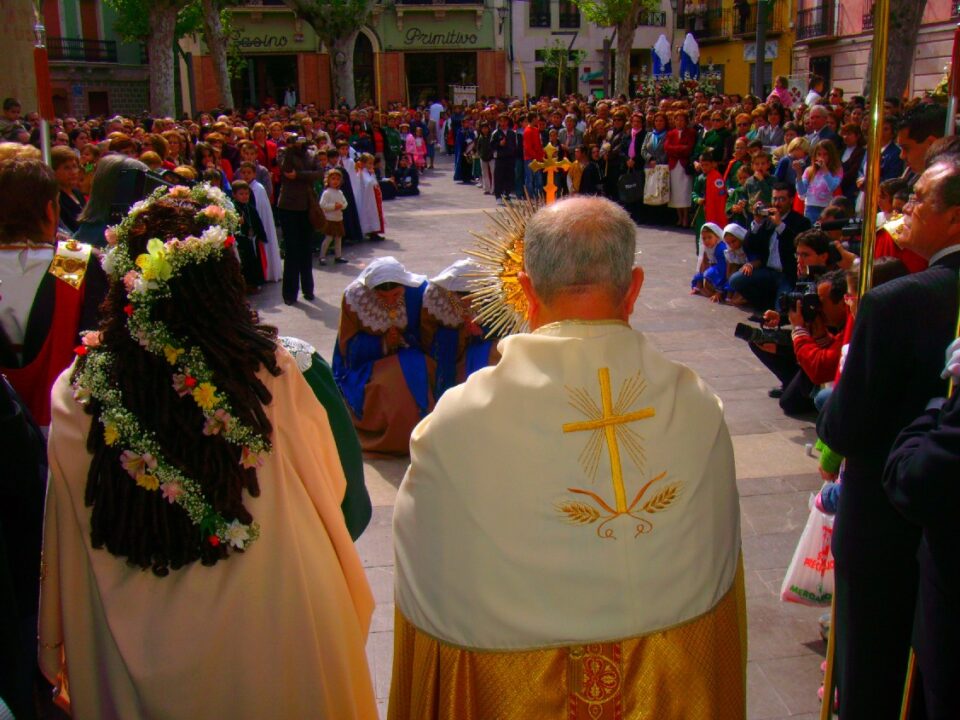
[345,281,408,333]
[423,283,466,328]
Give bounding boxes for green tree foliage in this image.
[282,0,373,105]
[573,0,660,98]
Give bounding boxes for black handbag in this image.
[617,171,644,204]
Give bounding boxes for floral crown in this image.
[73,183,266,555]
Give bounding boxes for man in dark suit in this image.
[491,114,517,202]
[817,155,960,718]
[805,105,842,152]
[898,105,947,188]
[727,182,813,310]
[883,341,960,720]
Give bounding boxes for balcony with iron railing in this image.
[47,37,118,63]
[796,3,834,41]
[729,1,785,37]
[638,10,666,26]
[393,0,484,4]
[679,4,726,43]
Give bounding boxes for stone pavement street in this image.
[251,154,827,719]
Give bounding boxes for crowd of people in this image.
[0,73,959,720]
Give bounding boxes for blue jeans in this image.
[524,165,543,199]
[728,266,793,311]
[805,204,826,223]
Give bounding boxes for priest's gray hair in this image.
[524,196,635,303]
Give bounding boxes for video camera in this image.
[817,217,863,238]
[777,280,821,323]
[733,321,793,347]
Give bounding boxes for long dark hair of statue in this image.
[75,196,280,575]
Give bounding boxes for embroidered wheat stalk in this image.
[557,501,601,524]
[642,483,681,513]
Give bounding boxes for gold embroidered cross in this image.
[529,142,573,205]
[562,368,655,513]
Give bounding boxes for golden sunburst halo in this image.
[464,196,542,338]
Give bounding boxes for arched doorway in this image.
[354,32,376,105]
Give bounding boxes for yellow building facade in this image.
[674,0,794,96]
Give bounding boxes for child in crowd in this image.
[744,152,775,217]
[691,222,727,298]
[319,168,349,266]
[797,139,842,222]
[724,137,750,192]
[718,223,749,305]
[393,153,420,196]
[691,149,728,253]
[356,153,385,242]
[79,143,102,196]
[230,180,266,291]
[202,167,225,190]
[139,151,163,172]
[236,160,280,281]
[407,126,427,171]
[239,141,274,200]
[725,165,752,228]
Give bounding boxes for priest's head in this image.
[518,196,643,329]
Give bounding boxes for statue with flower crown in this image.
[333,256,436,455]
[38,184,378,719]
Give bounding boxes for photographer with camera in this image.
[727,182,813,310]
[740,252,849,415]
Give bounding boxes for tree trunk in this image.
[614,17,633,99]
[148,3,178,117]
[201,0,234,110]
[863,0,927,99]
[331,31,359,107]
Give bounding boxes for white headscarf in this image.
[429,259,479,293]
[356,256,426,289]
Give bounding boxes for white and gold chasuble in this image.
[391,321,745,720]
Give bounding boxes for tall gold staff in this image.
[819,0,890,717]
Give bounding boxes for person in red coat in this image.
[665,111,697,227]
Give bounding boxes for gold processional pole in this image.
[820,1,890,719]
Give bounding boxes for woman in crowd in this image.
[665,110,696,228]
[75,155,150,247]
[40,186,378,719]
[277,136,323,305]
[757,104,786,149]
[839,123,867,203]
[50,146,85,234]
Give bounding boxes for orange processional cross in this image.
[529,142,573,205]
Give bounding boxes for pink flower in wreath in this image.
[104,227,118,246]
[122,270,139,293]
[201,204,226,221]
[168,185,191,198]
[81,331,101,348]
[161,481,183,504]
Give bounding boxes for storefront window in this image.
[354,33,376,105]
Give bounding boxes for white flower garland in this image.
[73,348,259,549]
[74,183,269,554]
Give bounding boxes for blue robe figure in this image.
[332,257,436,455]
[419,262,500,400]
[454,126,477,183]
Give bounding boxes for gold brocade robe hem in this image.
[388,572,747,720]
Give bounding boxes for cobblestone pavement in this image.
[251,154,827,719]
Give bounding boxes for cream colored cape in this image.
[39,347,377,720]
[395,319,740,646]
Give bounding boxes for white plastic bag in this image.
[780,495,835,606]
[643,164,670,206]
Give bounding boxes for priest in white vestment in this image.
[390,196,745,720]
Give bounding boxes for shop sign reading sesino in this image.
[231,12,319,53]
